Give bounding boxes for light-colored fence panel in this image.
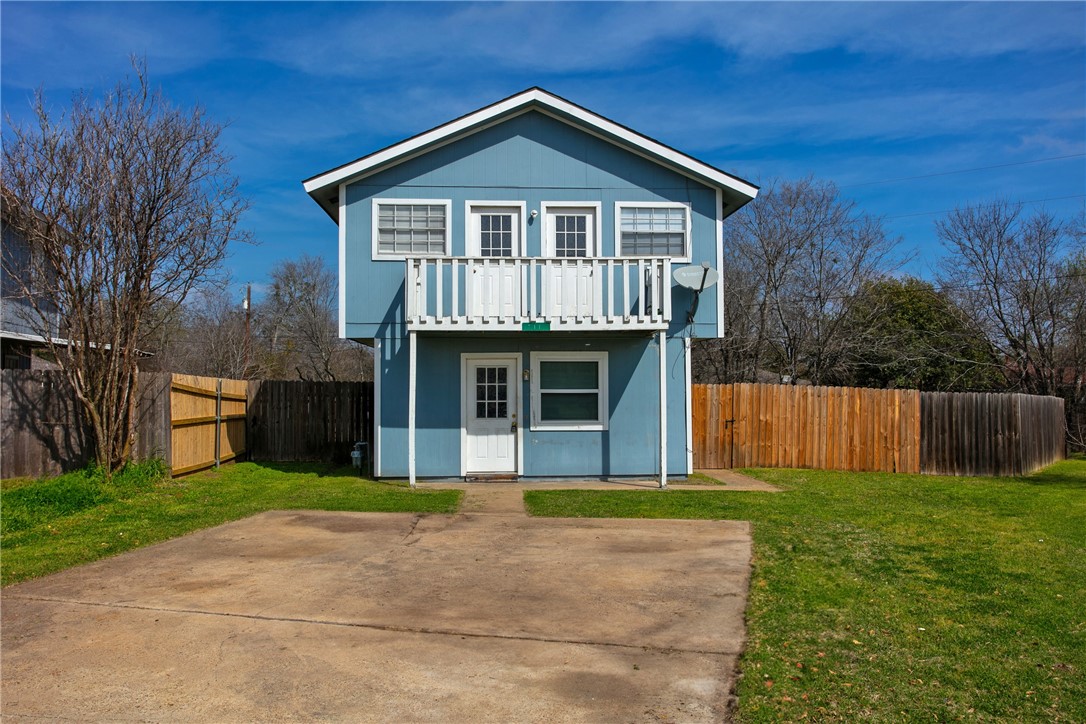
[170,374,247,476]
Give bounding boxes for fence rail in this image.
[692,383,1065,477]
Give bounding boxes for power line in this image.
[840,153,1086,189]
[884,194,1086,221]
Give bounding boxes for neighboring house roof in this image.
[303,87,759,221]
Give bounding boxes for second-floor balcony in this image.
[405,257,673,331]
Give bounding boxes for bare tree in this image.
[168,283,250,379]
[1,61,248,472]
[256,255,371,381]
[937,202,1086,447]
[698,178,899,385]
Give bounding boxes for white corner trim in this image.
[529,350,609,432]
[338,185,347,338]
[373,338,382,478]
[716,188,724,339]
[465,201,528,256]
[539,201,602,257]
[613,201,692,262]
[370,198,452,261]
[303,89,759,199]
[685,337,693,475]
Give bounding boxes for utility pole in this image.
[244,283,251,374]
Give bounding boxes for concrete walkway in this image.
[416,470,780,515]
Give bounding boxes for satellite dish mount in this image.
[672,262,720,326]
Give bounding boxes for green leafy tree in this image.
[846,277,1000,391]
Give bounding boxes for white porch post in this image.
[658,330,668,489]
[408,330,417,489]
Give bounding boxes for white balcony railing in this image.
[405,257,672,330]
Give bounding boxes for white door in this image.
[544,207,597,318]
[465,357,518,474]
[468,206,522,319]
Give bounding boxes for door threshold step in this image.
[464,475,520,482]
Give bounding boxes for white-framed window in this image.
[541,202,601,258]
[371,198,451,259]
[467,201,526,257]
[530,351,608,431]
[615,202,691,259]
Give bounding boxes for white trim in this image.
[374,338,382,477]
[408,331,417,488]
[685,337,693,475]
[304,89,758,200]
[540,201,602,257]
[716,188,724,338]
[461,352,524,476]
[659,331,668,489]
[465,201,527,256]
[370,198,452,261]
[614,201,692,262]
[529,351,609,432]
[338,185,347,338]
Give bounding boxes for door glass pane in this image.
[540,393,598,421]
[479,214,514,257]
[554,214,588,257]
[539,361,598,390]
[474,366,509,419]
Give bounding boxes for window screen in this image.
[619,206,686,257]
[376,203,447,255]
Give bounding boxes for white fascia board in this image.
[304,89,759,202]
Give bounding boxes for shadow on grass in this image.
[239,461,364,479]
[1019,455,1086,489]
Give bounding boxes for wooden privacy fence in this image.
[169,374,248,476]
[247,380,373,468]
[1,371,377,479]
[692,383,1065,477]
[1,370,171,479]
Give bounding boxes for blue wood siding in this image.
[343,110,721,341]
[376,333,688,478]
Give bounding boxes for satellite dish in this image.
[673,264,719,290]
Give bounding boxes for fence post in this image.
[214,378,222,469]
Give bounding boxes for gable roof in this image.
[302,87,758,221]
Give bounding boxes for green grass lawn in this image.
[1,461,461,586]
[525,458,1086,722]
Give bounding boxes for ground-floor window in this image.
[530,351,608,431]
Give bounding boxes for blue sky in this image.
[2,1,1084,300]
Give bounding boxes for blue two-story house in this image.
[304,89,757,486]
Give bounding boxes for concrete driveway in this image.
[2,502,752,722]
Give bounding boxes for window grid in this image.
[619,206,687,257]
[474,366,508,419]
[377,203,447,255]
[479,214,514,257]
[553,214,588,258]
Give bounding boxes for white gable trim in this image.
[304,89,758,201]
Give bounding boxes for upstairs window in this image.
[542,203,600,258]
[372,199,450,257]
[616,203,690,258]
